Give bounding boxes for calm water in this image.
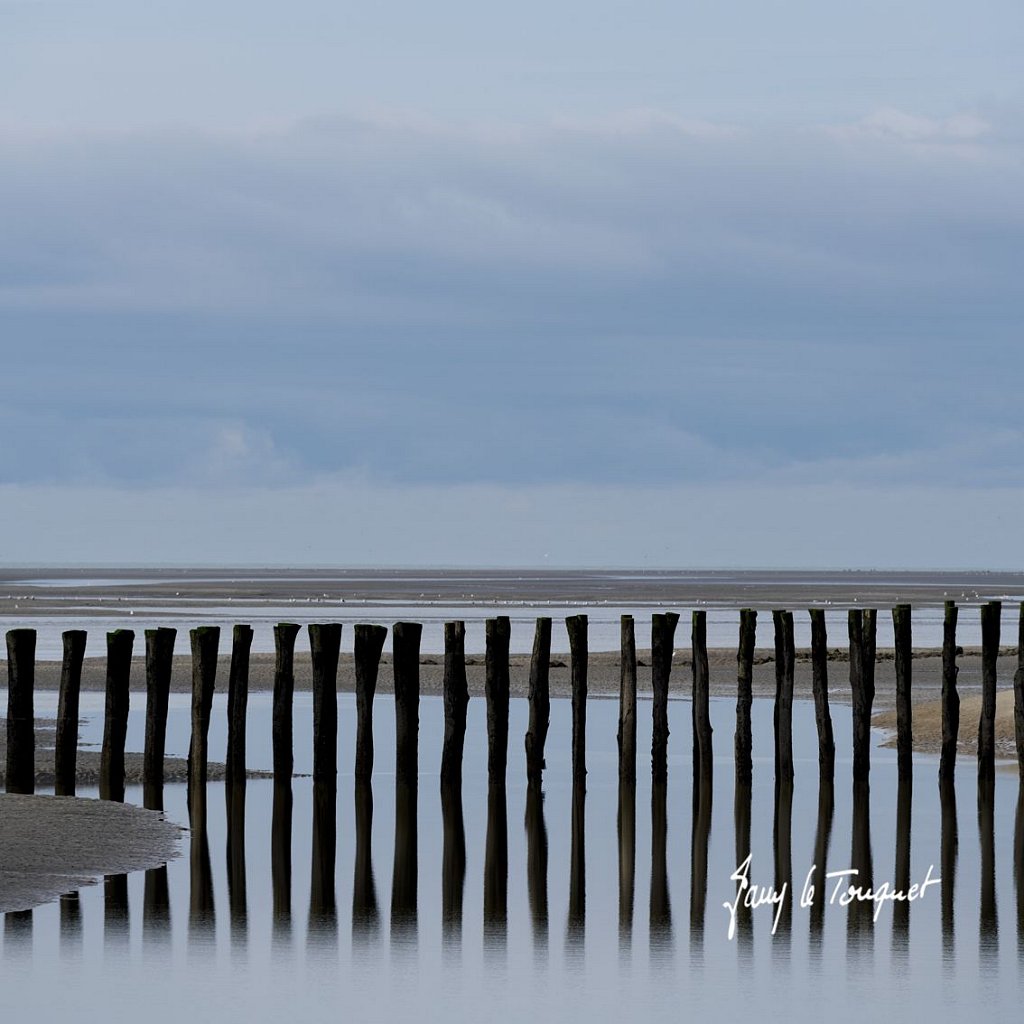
[2,688,1023,1022]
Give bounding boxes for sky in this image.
[1,0,1023,567]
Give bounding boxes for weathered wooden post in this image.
[893,605,913,781]
[735,609,756,787]
[692,610,713,782]
[978,600,1000,784]
[524,617,551,789]
[485,616,511,787]
[773,610,795,785]
[5,628,36,795]
[1015,603,1024,781]
[808,609,835,783]
[393,621,422,785]
[441,621,468,789]
[143,627,176,808]
[273,622,300,781]
[618,615,637,786]
[651,612,679,785]
[226,624,253,785]
[308,623,342,784]
[55,630,87,797]
[100,629,134,801]
[189,625,220,790]
[849,609,876,783]
[566,615,588,787]
[939,601,959,782]
[354,623,388,784]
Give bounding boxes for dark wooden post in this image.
[441,621,468,789]
[939,601,959,781]
[618,615,637,786]
[566,615,588,787]
[978,600,1000,783]
[485,616,511,787]
[5,628,36,795]
[309,623,342,784]
[849,609,876,783]
[1015,603,1024,781]
[55,630,87,797]
[354,623,388,783]
[393,621,422,785]
[735,609,756,787]
[524,617,551,789]
[893,604,913,781]
[100,629,134,801]
[189,625,220,790]
[772,610,795,784]
[651,612,679,784]
[143,627,176,807]
[273,622,300,781]
[226,624,253,785]
[692,610,712,782]
[808,609,835,783]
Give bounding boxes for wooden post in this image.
[735,609,756,787]
[772,610,795,785]
[273,622,300,781]
[849,609,876,783]
[393,621,422,786]
[485,616,511,787]
[566,615,588,787]
[939,601,959,781]
[100,629,134,802]
[308,623,342,784]
[1015,603,1024,781]
[524,617,551,789]
[5,628,36,795]
[226,624,253,785]
[692,610,713,782]
[55,630,87,797]
[441,621,468,789]
[618,615,637,786]
[893,604,913,781]
[651,612,679,785]
[978,600,1000,783]
[143,627,176,808]
[354,624,388,784]
[189,625,220,790]
[808,609,835,783]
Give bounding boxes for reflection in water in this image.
[1016,785,1024,961]
[733,782,753,957]
[650,781,672,957]
[271,781,292,944]
[939,779,958,965]
[4,909,32,953]
[847,781,874,950]
[566,783,585,959]
[353,781,380,944]
[391,777,418,945]
[525,784,548,954]
[979,778,998,967]
[893,779,912,956]
[104,873,129,950]
[226,781,248,947]
[772,780,793,952]
[808,782,834,956]
[617,780,635,953]
[188,788,215,944]
[309,781,338,946]
[59,891,82,955]
[441,782,466,951]
[484,784,508,952]
[143,865,171,945]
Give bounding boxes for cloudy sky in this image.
[2,0,1023,566]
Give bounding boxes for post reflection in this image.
[846,781,874,950]
[525,783,548,954]
[1016,784,1024,962]
[271,781,292,945]
[441,781,466,951]
[353,780,380,944]
[939,778,958,965]
[772,779,793,954]
[4,909,32,953]
[308,780,338,946]
[484,783,508,952]
[978,778,998,966]
[892,778,912,956]
[390,777,418,946]
[143,866,171,945]
[618,780,636,953]
[188,787,215,945]
[650,780,672,957]
[226,781,248,947]
[733,782,753,957]
[59,891,82,955]
[104,873,129,950]
[565,783,585,958]
[808,781,834,956]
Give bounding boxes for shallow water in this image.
[2,688,1023,1022]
